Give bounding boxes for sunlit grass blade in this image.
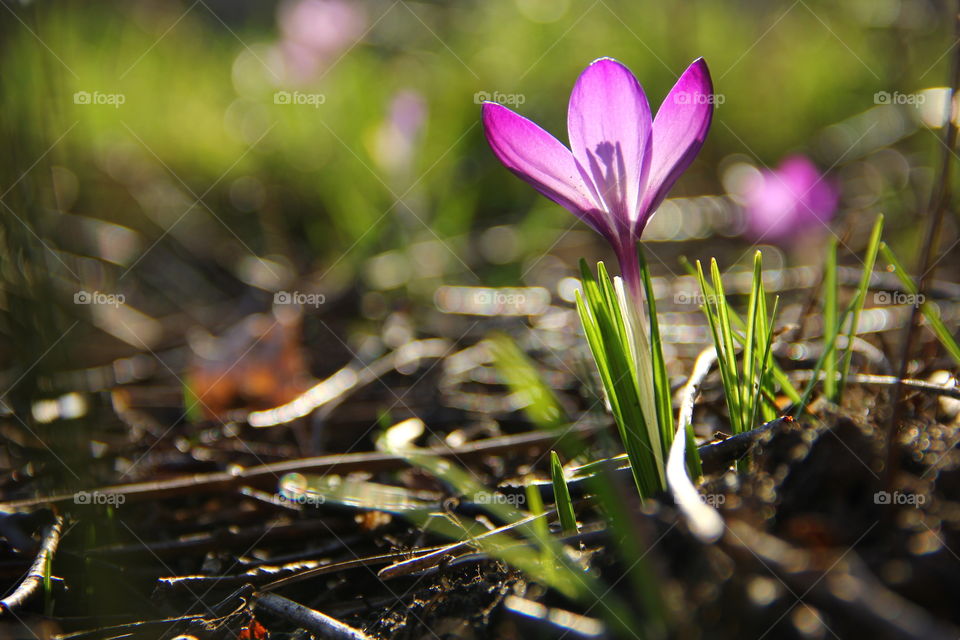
[598,263,635,373]
[755,268,777,423]
[749,296,780,430]
[680,256,802,406]
[739,273,777,473]
[711,259,744,423]
[488,332,565,429]
[792,301,855,417]
[696,260,743,434]
[696,254,781,446]
[838,215,884,401]
[576,260,663,497]
[524,481,554,578]
[879,242,960,364]
[577,287,658,497]
[44,550,53,615]
[381,443,650,638]
[823,237,839,402]
[742,252,761,431]
[638,244,676,454]
[550,451,577,535]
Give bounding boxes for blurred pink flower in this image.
[373,90,427,174]
[740,155,839,244]
[276,0,367,83]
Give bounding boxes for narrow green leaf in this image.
[750,296,780,430]
[696,260,738,434]
[711,260,741,401]
[792,301,856,417]
[384,447,647,637]
[754,262,777,422]
[742,251,762,430]
[880,243,960,364]
[839,215,884,401]
[524,482,553,576]
[638,244,676,457]
[701,260,742,434]
[680,256,802,405]
[550,451,578,535]
[576,281,661,498]
[488,333,565,429]
[823,237,839,402]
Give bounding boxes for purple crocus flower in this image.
[738,155,839,244]
[482,57,714,297]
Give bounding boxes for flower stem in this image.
[615,242,645,308]
[613,242,664,483]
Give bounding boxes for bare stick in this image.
[0,516,63,615]
[886,3,960,485]
[253,592,373,640]
[1,420,607,512]
[377,509,553,580]
[667,347,724,542]
[791,370,960,400]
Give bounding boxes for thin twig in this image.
[504,595,607,639]
[697,416,795,472]
[259,547,450,592]
[253,592,373,640]
[1,420,608,512]
[499,416,798,501]
[667,347,724,542]
[886,3,960,486]
[377,509,554,580]
[245,338,451,428]
[791,370,960,399]
[0,516,63,615]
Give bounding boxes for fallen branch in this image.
[0,516,64,615]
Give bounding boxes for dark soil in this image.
[1,296,959,640]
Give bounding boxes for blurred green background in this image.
[0,0,956,413]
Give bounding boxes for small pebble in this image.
[928,370,960,421]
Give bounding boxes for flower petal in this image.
[743,169,802,242]
[482,102,608,236]
[567,58,653,230]
[641,58,714,228]
[779,155,839,226]
[742,156,839,243]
